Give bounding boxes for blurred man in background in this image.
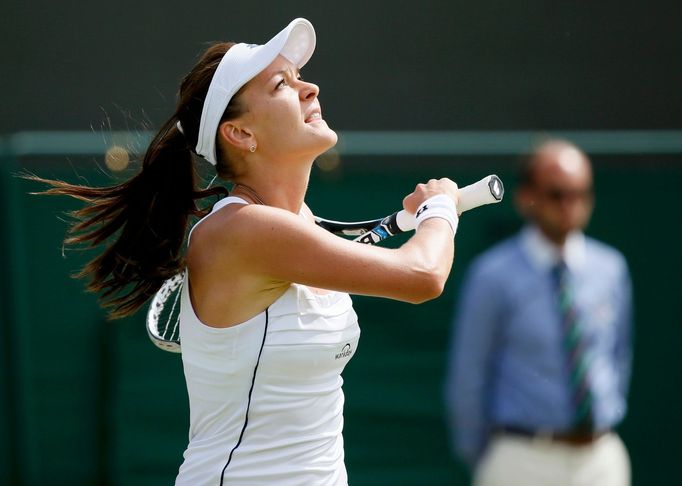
[444,139,633,486]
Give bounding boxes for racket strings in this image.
[165,282,182,342]
[148,272,184,351]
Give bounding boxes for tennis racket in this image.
[147,174,504,353]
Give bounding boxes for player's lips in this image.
[304,110,323,123]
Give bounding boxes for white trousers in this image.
[473,433,630,486]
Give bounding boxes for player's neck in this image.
[233,166,311,214]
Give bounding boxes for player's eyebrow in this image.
[274,68,300,77]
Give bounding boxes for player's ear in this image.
[218,120,255,152]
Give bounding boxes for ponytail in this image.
[29,41,242,319]
[31,117,227,319]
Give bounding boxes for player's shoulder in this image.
[189,203,304,259]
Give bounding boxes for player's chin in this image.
[324,126,338,147]
[311,123,338,149]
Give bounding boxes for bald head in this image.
[516,139,594,246]
[522,140,592,188]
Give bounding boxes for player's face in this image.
[236,55,337,160]
[526,147,594,243]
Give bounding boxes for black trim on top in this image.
[219,308,269,486]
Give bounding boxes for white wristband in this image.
[415,194,459,236]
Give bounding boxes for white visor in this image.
[195,18,316,165]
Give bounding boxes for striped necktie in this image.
[553,260,594,431]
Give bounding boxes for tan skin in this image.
[515,141,594,247]
[187,55,459,328]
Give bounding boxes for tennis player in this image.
[36,18,460,485]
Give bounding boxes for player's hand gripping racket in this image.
[147,175,504,353]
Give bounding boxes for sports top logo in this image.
[335,343,353,360]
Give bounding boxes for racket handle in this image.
[457,174,505,214]
[394,174,505,231]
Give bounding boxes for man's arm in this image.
[614,257,634,400]
[444,260,502,467]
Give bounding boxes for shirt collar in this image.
[520,225,586,272]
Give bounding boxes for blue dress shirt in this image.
[444,226,633,465]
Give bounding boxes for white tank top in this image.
[175,197,360,485]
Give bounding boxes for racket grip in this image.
[394,174,505,231]
[457,174,505,214]
[395,209,417,231]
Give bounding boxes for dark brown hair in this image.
[30,42,246,319]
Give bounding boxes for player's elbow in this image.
[405,268,447,304]
[396,239,453,304]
